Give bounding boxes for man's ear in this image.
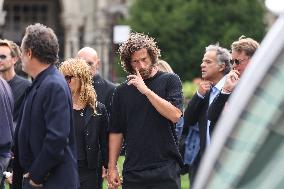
[12,57,19,65]
[96,59,101,70]
[218,63,226,72]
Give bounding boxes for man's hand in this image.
[127,68,150,95]
[198,80,213,96]
[222,70,240,93]
[107,168,122,189]
[102,167,107,179]
[23,173,43,188]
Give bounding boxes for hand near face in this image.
[223,70,240,93]
[198,80,213,97]
[127,68,150,95]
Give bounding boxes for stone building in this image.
[0,0,128,80]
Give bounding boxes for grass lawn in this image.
[102,156,190,189]
[5,156,190,189]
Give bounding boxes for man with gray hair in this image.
[182,44,231,184]
[14,23,78,189]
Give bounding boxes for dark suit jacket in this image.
[207,93,230,129]
[183,92,210,160]
[15,65,79,189]
[93,75,116,114]
[83,103,108,169]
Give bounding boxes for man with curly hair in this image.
[13,23,79,189]
[108,33,183,189]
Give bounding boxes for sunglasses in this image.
[64,75,74,83]
[0,54,8,60]
[86,61,94,66]
[230,58,248,65]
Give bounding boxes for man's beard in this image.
[138,65,154,79]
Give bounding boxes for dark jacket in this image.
[207,93,230,128]
[15,65,79,189]
[93,75,116,114]
[0,78,14,157]
[83,103,108,169]
[183,92,210,159]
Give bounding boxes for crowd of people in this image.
[0,23,259,189]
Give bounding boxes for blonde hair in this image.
[0,39,21,58]
[59,58,98,114]
[231,35,259,57]
[156,60,174,73]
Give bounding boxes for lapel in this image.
[84,106,94,126]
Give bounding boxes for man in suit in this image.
[14,23,79,189]
[0,78,13,188]
[77,47,115,189]
[77,47,116,114]
[183,44,231,184]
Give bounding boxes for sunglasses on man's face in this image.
[230,58,248,65]
[0,54,8,60]
[64,75,74,83]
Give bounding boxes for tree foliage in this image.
[122,0,266,81]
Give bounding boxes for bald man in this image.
[77,47,116,113]
[77,47,116,189]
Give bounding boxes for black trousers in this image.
[78,161,98,189]
[122,161,181,189]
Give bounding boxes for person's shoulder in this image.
[157,71,178,78]
[157,71,181,82]
[96,101,106,110]
[14,75,31,86]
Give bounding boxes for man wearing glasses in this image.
[0,39,31,124]
[208,36,259,129]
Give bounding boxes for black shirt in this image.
[92,75,116,114]
[73,109,87,161]
[109,71,183,172]
[7,74,31,122]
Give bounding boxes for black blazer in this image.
[183,92,210,160]
[93,75,116,114]
[83,103,109,169]
[14,65,79,189]
[207,93,230,129]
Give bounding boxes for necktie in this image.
[207,86,219,146]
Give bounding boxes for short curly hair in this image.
[59,58,98,114]
[231,35,259,57]
[21,23,59,64]
[118,32,161,74]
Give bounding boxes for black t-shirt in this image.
[73,109,87,161]
[8,74,31,122]
[109,71,183,172]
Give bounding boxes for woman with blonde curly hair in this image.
[59,58,108,189]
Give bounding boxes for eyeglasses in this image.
[230,58,248,65]
[0,54,8,61]
[86,61,94,66]
[64,75,74,83]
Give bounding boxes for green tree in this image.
[122,0,266,81]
